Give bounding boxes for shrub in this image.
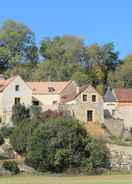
[25,117,109,173]
[10,118,37,154]
[0,127,14,138]
[0,133,4,145]
[12,104,30,125]
[3,161,20,174]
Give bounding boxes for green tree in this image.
[12,104,29,125]
[0,19,38,72]
[25,117,109,173]
[10,118,37,154]
[108,55,132,88]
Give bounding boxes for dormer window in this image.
[92,95,96,102]
[48,87,55,93]
[83,94,87,102]
[15,85,19,91]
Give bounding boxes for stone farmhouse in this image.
[1,74,132,131]
[0,75,32,126]
[0,75,104,126]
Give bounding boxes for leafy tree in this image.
[0,19,38,70]
[40,35,85,64]
[0,46,11,71]
[25,117,109,173]
[108,55,132,88]
[85,43,119,88]
[0,126,14,138]
[10,118,37,154]
[72,71,91,86]
[12,104,29,125]
[5,63,35,80]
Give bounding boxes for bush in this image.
[10,118,37,154]
[0,127,14,138]
[12,104,30,125]
[0,134,4,145]
[3,161,20,174]
[25,117,109,173]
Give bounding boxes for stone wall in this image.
[104,118,124,137]
[108,144,132,171]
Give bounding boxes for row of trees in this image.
[0,19,132,94]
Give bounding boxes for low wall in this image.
[108,144,132,171]
[104,118,124,137]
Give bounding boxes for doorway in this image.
[87,110,93,121]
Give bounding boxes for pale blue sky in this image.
[0,0,132,58]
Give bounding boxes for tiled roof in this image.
[114,88,132,102]
[61,84,90,103]
[27,81,71,94]
[0,76,17,92]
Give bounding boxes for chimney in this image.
[76,86,80,94]
[0,74,5,80]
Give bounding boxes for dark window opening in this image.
[15,85,19,91]
[83,94,87,102]
[15,97,20,105]
[48,87,55,92]
[52,101,57,104]
[112,110,115,116]
[92,95,96,102]
[87,110,93,121]
[33,101,39,106]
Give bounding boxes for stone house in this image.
[0,75,32,126]
[104,88,132,129]
[0,75,104,126]
[27,80,77,111]
[60,85,104,124]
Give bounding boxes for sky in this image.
[0,0,132,58]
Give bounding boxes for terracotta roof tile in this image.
[114,88,132,102]
[0,76,17,92]
[27,81,71,94]
[61,84,89,103]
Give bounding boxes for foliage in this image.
[3,161,20,175]
[25,116,109,173]
[108,55,132,88]
[0,126,14,138]
[11,104,30,125]
[0,133,4,145]
[10,118,37,154]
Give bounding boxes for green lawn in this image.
[0,175,132,184]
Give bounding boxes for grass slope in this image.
[0,175,132,184]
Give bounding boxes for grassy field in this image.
[0,175,132,184]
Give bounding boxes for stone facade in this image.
[0,76,32,126]
[108,144,132,171]
[104,88,132,129]
[60,85,104,124]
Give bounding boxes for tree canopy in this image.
[0,18,131,92]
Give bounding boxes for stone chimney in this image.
[76,86,80,94]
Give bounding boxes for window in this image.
[14,97,20,105]
[15,85,19,91]
[112,110,115,116]
[87,110,93,121]
[33,101,39,106]
[52,101,57,104]
[48,87,55,92]
[92,95,96,102]
[83,94,87,102]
